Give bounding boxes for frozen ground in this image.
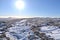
[0,19,60,40]
[41,26,60,40]
[5,20,41,40]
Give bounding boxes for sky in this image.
[0,0,60,17]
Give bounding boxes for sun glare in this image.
[15,0,25,10]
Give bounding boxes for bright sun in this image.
[15,0,25,10]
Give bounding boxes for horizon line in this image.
[0,16,60,18]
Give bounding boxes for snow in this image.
[15,19,27,26]
[4,20,60,40]
[41,26,58,31]
[41,26,60,40]
[0,31,3,34]
[6,21,34,40]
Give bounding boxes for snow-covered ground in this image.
[3,19,60,40]
[41,26,60,40]
[5,20,35,40]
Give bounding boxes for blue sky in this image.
[0,0,60,17]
